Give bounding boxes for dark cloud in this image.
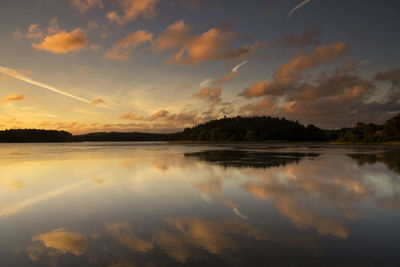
[238,44,400,128]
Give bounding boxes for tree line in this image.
[182,116,326,141]
[0,113,399,143]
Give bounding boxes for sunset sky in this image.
[0,0,399,133]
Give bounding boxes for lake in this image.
[0,142,399,266]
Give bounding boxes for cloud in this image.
[240,81,272,98]
[272,27,321,49]
[193,87,221,103]
[288,0,312,18]
[90,98,105,105]
[32,28,86,54]
[87,21,99,31]
[273,41,348,83]
[47,17,61,34]
[193,60,249,119]
[119,109,173,121]
[2,94,24,102]
[90,44,101,50]
[160,22,262,64]
[120,112,137,120]
[106,223,153,252]
[154,19,191,52]
[106,0,160,25]
[374,69,400,86]
[119,109,200,129]
[32,228,87,255]
[71,0,103,14]
[200,78,213,89]
[105,30,153,60]
[13,29,23,39]
[148,109,169,120]
[237,47,400,128]
[239,42,348,98]
[26,24,43,39]
[91,177,104,184]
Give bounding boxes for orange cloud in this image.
[274,41,348,83]
[119,109,169,121]
[32,228,87,255]
[26,24,43,39]
[33,28,87,54]
[239,81,271,98]
[106,0,160,25]
[155,20,191,52]
[193,87,221,103]
[90,98,105,105]
[148,109,169,120]
[167,25,261,64]
[91,177,104,184]
[120,112,137,120]
[2,94,24,101]
[239,42,348,99]
[105,30,153,60]
[71,0,103,14]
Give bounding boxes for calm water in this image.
[0,142,399,266]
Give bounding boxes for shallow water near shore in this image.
[0,142,399,266]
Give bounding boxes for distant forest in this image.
[0,113,399,143]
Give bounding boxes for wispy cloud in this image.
[288,0,312,18]
[2,94,24,102]
[105,30,153,60]
[0,66,110,108]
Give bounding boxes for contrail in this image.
[232,60,248,73]
[0,65,111,108]
[288,0,312,18]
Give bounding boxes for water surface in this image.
[0,142,399,266]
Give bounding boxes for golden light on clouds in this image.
[105,30,153,60]
[106,0,160,25]
[0,0,398,131]
[33,28,87,54]
[2,93,24,101]
[155,19,191,52]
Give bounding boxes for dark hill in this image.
[182,116,326,141]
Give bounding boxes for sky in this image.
[0,0,399,134]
